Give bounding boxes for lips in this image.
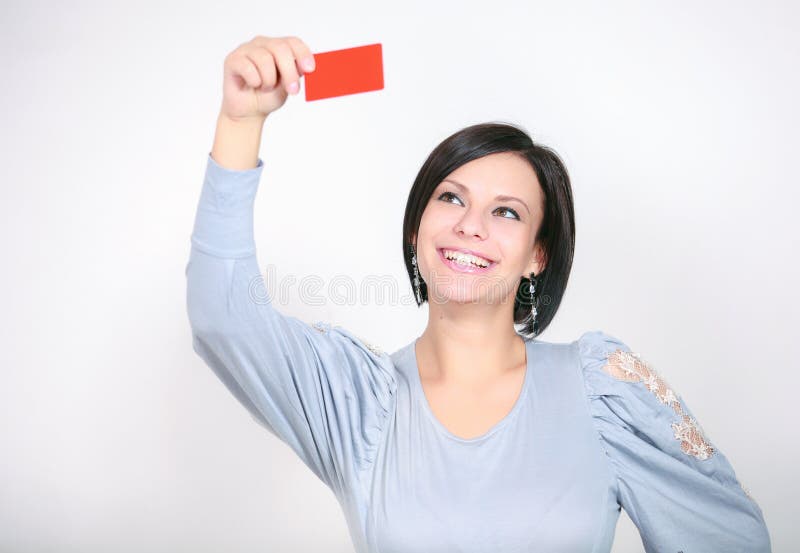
[439,247,495,263]
[437,248,497,273]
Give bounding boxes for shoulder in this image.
[309,320,389,359]
[574,329,716,462]
[575,329,631,364]
[307,320,399,411]
[575,329,657,385]
[575,329,665,395]
[304,319,398,386]
[312,320,387,358]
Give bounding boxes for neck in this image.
[416,299,527,385]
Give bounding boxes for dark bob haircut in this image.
[401,122,575,339]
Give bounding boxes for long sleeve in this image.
[577,330,771,552]
[185,152,397,497]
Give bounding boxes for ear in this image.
[524,242,546,276]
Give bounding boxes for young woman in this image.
[186,35,772,553]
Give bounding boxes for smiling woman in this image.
[186,33,771,553]
[402,124,575,339]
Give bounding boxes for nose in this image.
[453,208,488,239]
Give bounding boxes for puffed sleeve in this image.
[577,330,771,552]
[185,152,397,497]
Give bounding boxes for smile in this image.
[437,248,497,273]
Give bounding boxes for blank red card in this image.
[304,43,384,101]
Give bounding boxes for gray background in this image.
[1,0,796,551]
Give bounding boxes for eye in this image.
[436,191,521,220]
[495,207,520,220]
[437,191,463,205]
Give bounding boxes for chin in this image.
[426,285,495,306]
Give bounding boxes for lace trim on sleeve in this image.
[603,348,716,461]
[354,336,384,356]
[313,321,384,356]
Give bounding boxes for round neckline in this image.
[409,336,533,444]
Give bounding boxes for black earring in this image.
[410,243,422,305]
[529,271,539,335]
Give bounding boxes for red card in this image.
[304,43,384,101]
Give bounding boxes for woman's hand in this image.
[220,35,316,122]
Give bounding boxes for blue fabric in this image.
[186,152,772,552]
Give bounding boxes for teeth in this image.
[442,249,491,268]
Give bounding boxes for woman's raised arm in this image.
[185,37,397,497]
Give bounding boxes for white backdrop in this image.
[1,1,797,551]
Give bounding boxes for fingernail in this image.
[302,57,315,71]
[288,81,299,94]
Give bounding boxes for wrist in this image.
[211,112,266,170]
[217,111,268,128]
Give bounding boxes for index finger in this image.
[284,36,315,73]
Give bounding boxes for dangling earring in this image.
[410,243,423,305]
[529,271,539,334]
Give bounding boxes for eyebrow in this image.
[441,178,531,215]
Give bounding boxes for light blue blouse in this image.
[186,153,772,553]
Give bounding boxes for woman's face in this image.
[414,152,546,306]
